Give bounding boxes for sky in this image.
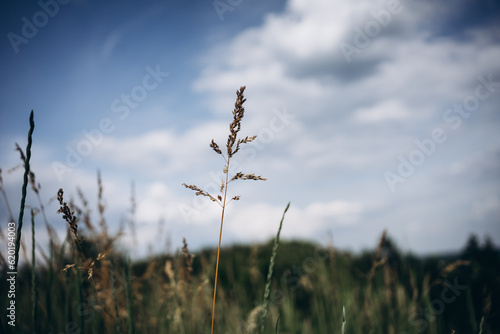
[0,0,499,259]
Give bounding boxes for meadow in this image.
[1,89,499,334]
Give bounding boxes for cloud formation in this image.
[1,0,499,257]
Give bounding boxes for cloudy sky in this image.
[1,0,499,258]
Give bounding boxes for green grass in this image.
[260,202,289,333]
[1,221,499,333]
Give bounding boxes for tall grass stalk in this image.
[14,110,34,271]
[126,257,135,334]
[44,238,55,333]
[31,209,37,334]
[183,86,266,333]
[478,316,484,334]
[75,257,84,333]
[212,171,228,334]
[342,306,346,334]
[110,261,122,333]
[260,202,290,333]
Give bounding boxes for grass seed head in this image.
[57,188,82,246]
[210,139,222,155]
[227,86,247,158]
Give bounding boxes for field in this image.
[1,208,499,333]
[1,92,499,334]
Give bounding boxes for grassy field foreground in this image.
[1,215,499,333]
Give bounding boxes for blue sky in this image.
[1,0,499,258]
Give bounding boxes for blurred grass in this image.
[1,217,499,333]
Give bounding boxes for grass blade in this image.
[31,209,37,333]
[260,202,290,333]
[110,261,123,333]
[478,316,484,334]
[14,110,35,271]
[342,306,346,334]
[126,257,135,334]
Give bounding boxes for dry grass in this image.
[183,86,266,333]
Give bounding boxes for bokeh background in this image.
[1,0,499,257]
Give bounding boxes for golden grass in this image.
[183,86,266,333]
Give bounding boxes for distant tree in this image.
[463,234,481,259]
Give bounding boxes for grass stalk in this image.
[478,316,484,334]
[183,86,266,333]
[31,209,37,334]
[14,110,35,271]
[211,167,229,334]
[342,306,346,334]
[45,242,54,333]
[110,261,122,333]
[75,256,84,333]
[126,257,135,334]
[260,202,290,333]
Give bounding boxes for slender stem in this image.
[211,158,230,334]
[15,110,34,271]
[342,306,346,334]
[126,257,135,334]
[260,202,289,333]
[31,209,36,334]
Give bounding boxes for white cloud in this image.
[91,121,227,176]
[190,0,500,254]
[353,99,410,122]
[3,0,499,257]
[222,200,364,244]
[305,201,362,224]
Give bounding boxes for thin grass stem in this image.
[126,257,135,334]
[31,209,37,334]
[260,202,290,333]
[342,306,346,334]
[183,86,265,333]
[14,110,35,271]
[211,165,229,334]
[110,261,122,333]
[478,316,484,334]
